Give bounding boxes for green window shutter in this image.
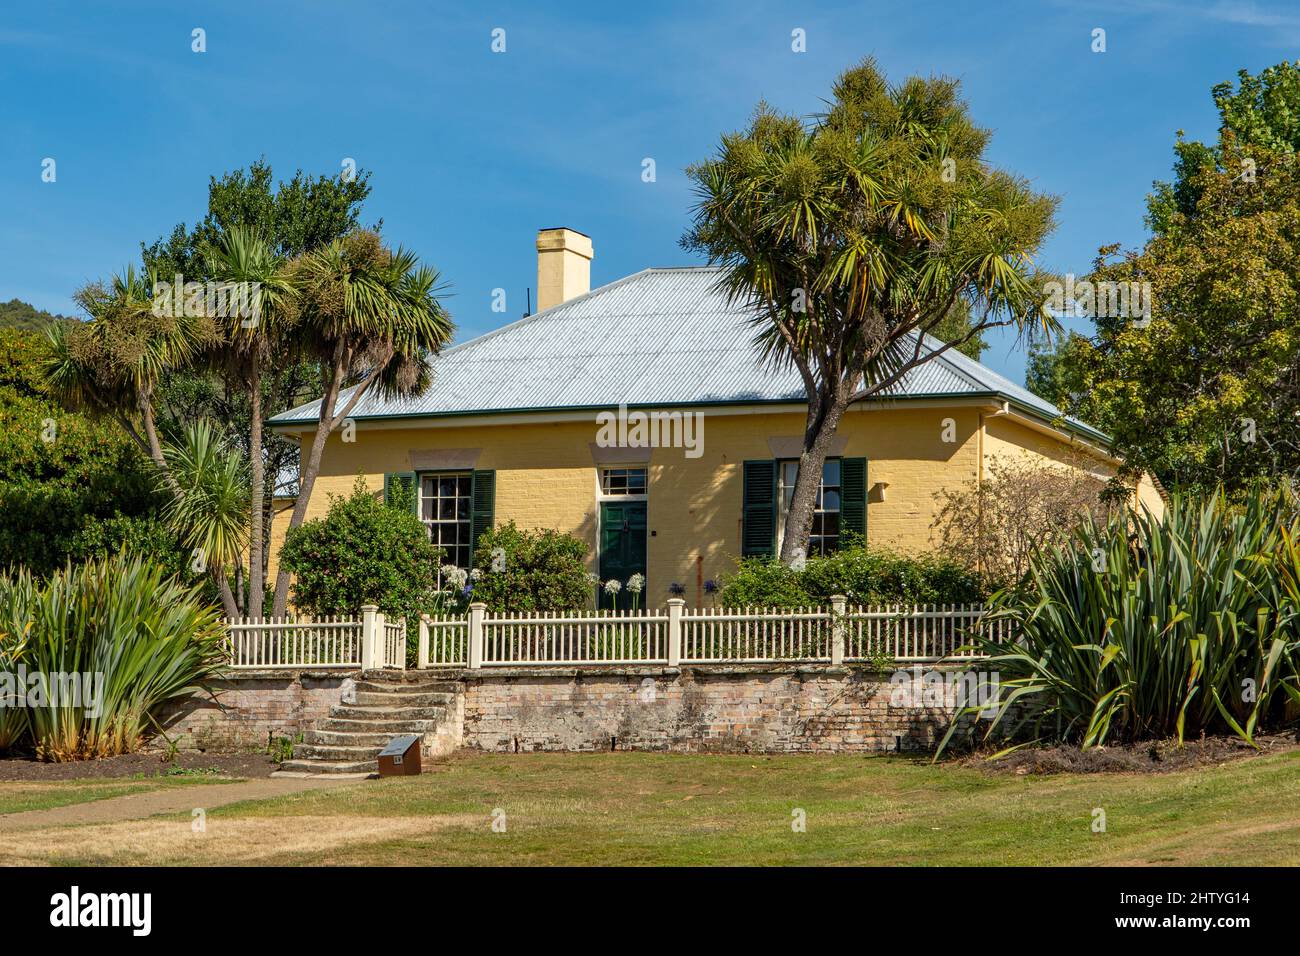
[741,460,777,558]
[840,457,867,543]
[470,469,496,562]
[383,472,417,513]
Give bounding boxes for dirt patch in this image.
[0,776,361,832]
[0,751,279,782]
[969,731,1300,775]
[0,814,475,866]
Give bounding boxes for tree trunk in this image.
[138,390,180,496]
[270,355,346,617]
[778,386,853,565]
[217,570,239,619]
[247,350,265,618]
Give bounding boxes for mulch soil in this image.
[0,751,279,782]
[968,730,1300,775]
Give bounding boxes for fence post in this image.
[666,598,684,666]
[468,602,486,670]
[360,604,378,670]
[418,616,430,669]
[374,612,387,669]
[830,594,846,667]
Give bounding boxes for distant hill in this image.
[0,298,75,331]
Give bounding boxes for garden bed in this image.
[970,731,1300,776]
[0,751,279,781]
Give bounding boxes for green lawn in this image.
[12,750,1297,866]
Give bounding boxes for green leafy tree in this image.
[469,521,593,613]
[142,158,375,278]
[1024,330,1091,410]
[683,58,1057,563]
[1148,61,1300,236]
[279,477,442,624]
[1038,63,1300,492]
[0,327,171,576]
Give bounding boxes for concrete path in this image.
[0,776,362,832]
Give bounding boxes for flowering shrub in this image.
[468,521,592,613]
[279,477,442,622]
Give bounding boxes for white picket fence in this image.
[417,599,999,669]
[224,605,406,670]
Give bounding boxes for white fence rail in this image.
[224,604,406,670]
[416,599,998,669]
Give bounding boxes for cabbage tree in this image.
[683,59,1058,563]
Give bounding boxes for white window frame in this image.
[775,458,843,557]
[418,470,474,571]
[596,466,648,502]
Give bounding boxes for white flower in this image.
[626,573,645,594]
[586,572,600,585]
[469,568,482,581]
[603,579,622,595]
[440,565,468,590]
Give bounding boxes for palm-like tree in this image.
[683,59,1059,562]
[270,230,453,616]
[161,420,250,617]
[46,266,213,493]
[201,226,297,618]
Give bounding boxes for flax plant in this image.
[0,572,35,751]
[5,555,225,761]
[939,489,1300,753]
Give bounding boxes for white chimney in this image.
[535,227,593,312]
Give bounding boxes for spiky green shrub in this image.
[0,571,34,751]
[0,554,225,760]
[943,489,1300,752]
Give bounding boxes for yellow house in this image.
[268,228,1163,607]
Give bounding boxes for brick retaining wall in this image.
[150,670,356,752]
[459,665,982,754]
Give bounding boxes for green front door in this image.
[599,500,647,609]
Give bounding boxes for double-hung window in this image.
[776,458,842,556]
[419,472,473,569]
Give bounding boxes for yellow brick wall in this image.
[266,405,1166,609]
[268,405,992,606]
[981,414,1166,518]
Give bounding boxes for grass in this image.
[3,750,1299,865]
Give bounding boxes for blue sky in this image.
[3,0,1298,385]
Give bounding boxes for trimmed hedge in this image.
[718,546,984,608]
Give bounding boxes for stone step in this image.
[353,679,461,695]
[278,758,378,775]
[294,742,386,762]
[354,690,455,707]
[330,704,446,721]
[360,670,463,684]
[319,717,439,734]
[304,729,404,747]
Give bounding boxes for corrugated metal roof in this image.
[269,266,1104,441]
